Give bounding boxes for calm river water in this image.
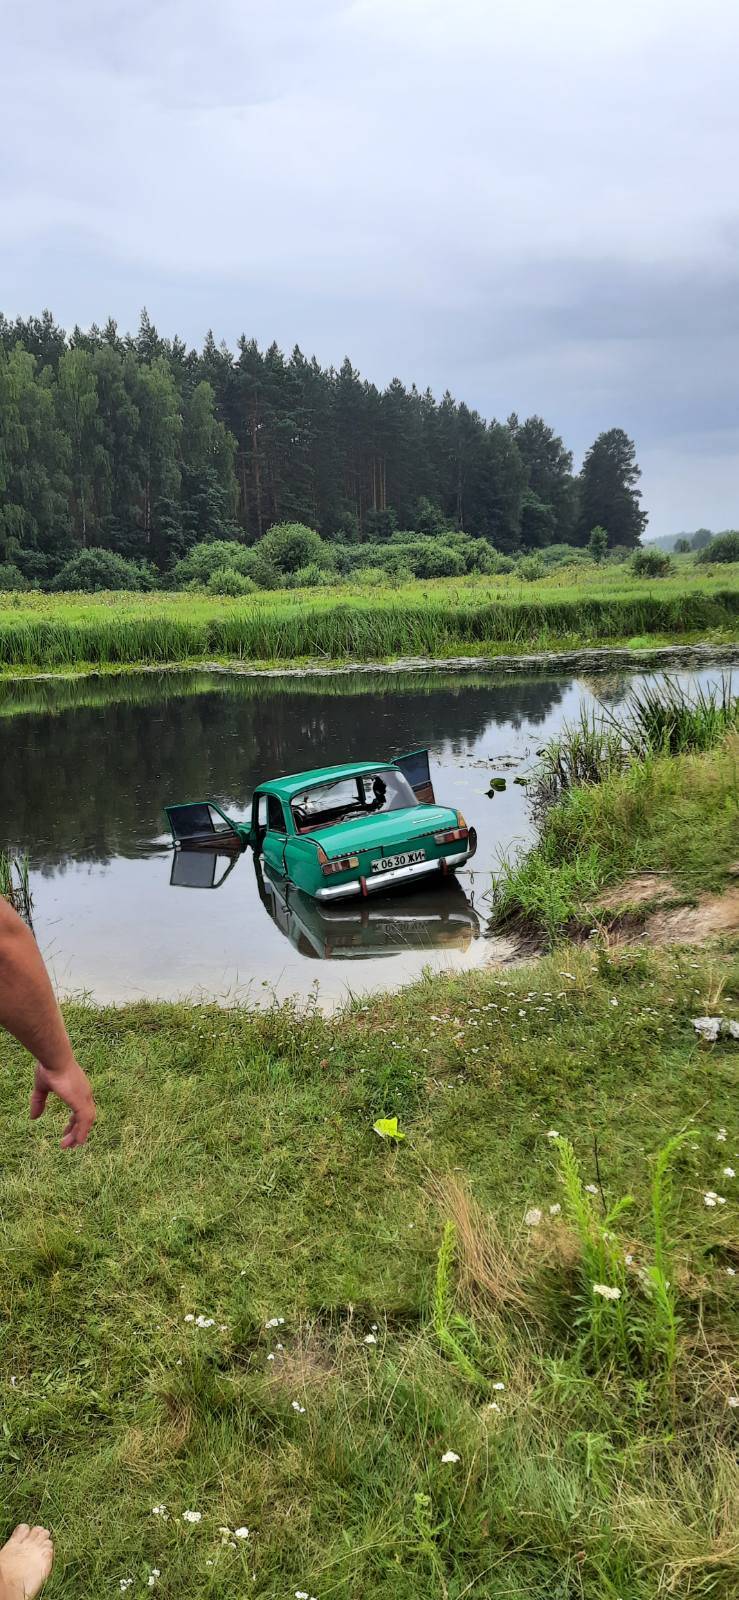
[0,665,724,1005]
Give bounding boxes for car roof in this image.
[260,761,397,801]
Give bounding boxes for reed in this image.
[0,849,33,924]
[0,573,737,670]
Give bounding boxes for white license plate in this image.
[371,849,426,874]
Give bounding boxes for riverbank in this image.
[491,719,739,942]
[1,568,738,674]
[0,941,737,1598]
[2,637,739,686]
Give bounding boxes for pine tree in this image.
[577,428,647,547]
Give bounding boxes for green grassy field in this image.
[1,563,738,673]
[0,942,737,1599]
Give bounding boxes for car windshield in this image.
[292,768,418,832]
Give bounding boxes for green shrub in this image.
[607,543,634,564]
[696,529,739,564]
[587,525,608,564]
[285,562,342,589]
[171,540,279,590]
[257,522,329,574]
[206,567,258,597]
[536,545,589,568]
[413,543,466,578]
[50,548,155,592]
[631,546,672,578]
[0,562,26,590]
[517,554,546,582]
[353,566,386,586]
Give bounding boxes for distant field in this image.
[1,565,738,672]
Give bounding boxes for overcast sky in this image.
[2,0,738,536]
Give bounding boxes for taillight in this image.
[321,853,360,876]
[435,812,469,846]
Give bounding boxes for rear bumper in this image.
[315,847,469,900]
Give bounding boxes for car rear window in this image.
[292,768,417,832]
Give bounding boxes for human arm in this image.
[0,898,96,1147]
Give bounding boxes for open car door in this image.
[393,748,435,804]
[165,800,241,850]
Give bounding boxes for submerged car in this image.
[165,749,476,902]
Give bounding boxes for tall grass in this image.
[531,674,738,808]
[0,574,738,669]
[0,849,33,924]
[619,673,739,755]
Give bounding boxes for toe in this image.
[9,1525,31,1542]
[29,1529,51,1542]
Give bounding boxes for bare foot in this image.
[0,1526,54,1599]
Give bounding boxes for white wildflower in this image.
[267,1353,275,1361]
[585,1184,599,1196]
[625,1253,634,1266]
[195,1315,215,1329]
[524,1207,542,1226]
[717,1196,727,1205]
[593,1283,622,1301]
[492,1381,505,1390]
[147,1572,161,1590]
[291,1400,306,1414]
[549,1202,561,1216]
[151,1505,168,1518]
[546,1129,560,1140]
[265,1317,285,1329]
[487,1401,501,1412]
[726,1267,736,1276]
[723,1167,735,1178]
[728,1395,739,1408]
[182,1510,202,1523]
[441,1450,460,1463]
[120,1583,133,1594]
[364,1334,377,1345]
[184,1314,195,1323]
[234,1527,250,1539]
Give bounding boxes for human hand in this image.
[30,1057,97,1148]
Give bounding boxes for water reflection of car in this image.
[169,846,481,961]
[253,857,481,961]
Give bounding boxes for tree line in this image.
[0,308,648,585]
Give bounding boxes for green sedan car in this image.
[165,749,476,902]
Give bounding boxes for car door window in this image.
[267,795,286,834]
